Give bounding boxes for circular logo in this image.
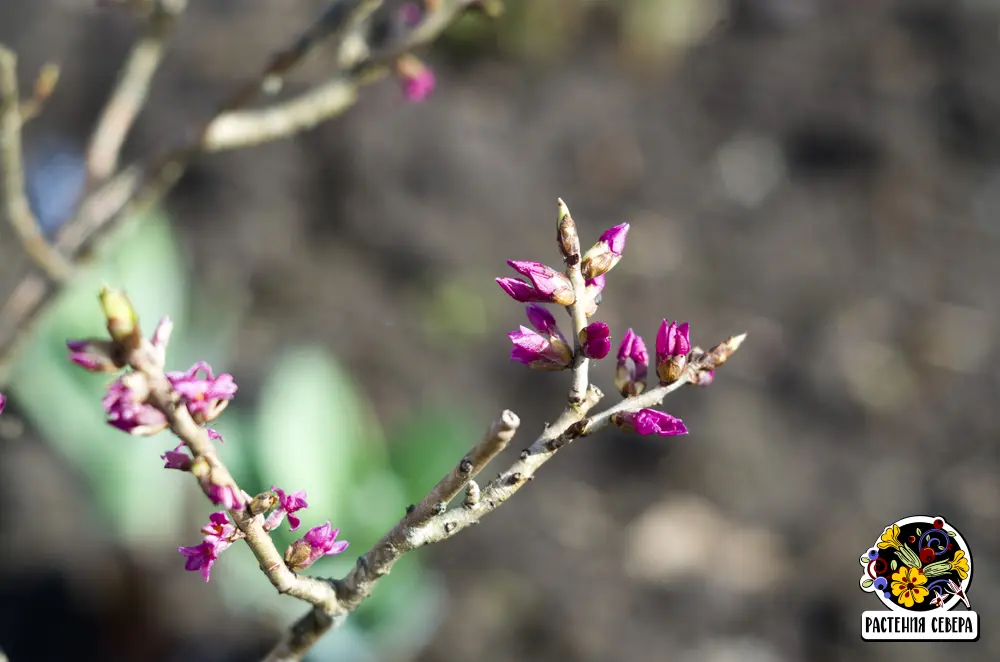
[859,515,972,612]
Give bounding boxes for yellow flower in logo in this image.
[949,551,970,580]
[891,566,929,608]
[878,524,902,549]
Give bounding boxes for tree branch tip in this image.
[499,409,519,427]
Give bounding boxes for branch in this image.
[85,0,188,181]
[0,0,484,385]
[0,46,75,280]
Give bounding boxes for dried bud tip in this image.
[463,481,481,508]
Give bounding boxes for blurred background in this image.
[1,0,998,660]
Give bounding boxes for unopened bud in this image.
[249,491,278,516]
[284,539,312,570]
[99,286,140,346]
[556,198,580,260]
[66,339,124,372]
[702,333,747,369]
[463,481,481,508]
[581,223,629,279]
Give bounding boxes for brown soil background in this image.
[1,1,998,661]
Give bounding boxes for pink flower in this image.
[200,512,236,544]
[178,541,222,582]
[103,376,168,436]
[201,480,242,510]
[498,260,575,306]
[615,329,648,396]
[161,444,192,470]
[284,522,350,571]
[614,409,688,437]
[580,321,611,360]
[0,392,5,416]
[167,361,237,423]
[508,326,572,371]
[266,486,309,532]
[581,223,629,279]
[655,319,691,384]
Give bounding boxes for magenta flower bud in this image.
[691,369,715,387]
[580,321,611,359]
[613,409,688,436]
[655,320,691,384]
[525,304,560,336]
[581,223,629,279]
[285,522,350,571]
[400,2,423,26]
[396,55,435,102]
[615,329,648,397]
[103,377,168,436]
[503,260,575,306]
[585,275,606,298]
[508,326,572,371]
[265,486,309,532]
[167,361,237,424]
[66,339,124,373]
[161,444,192,471]
[0,393,5,416]
[496,277,549,303]
[202,480,243,510]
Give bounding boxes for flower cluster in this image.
[497,199,737,438]
[67,287,349,582]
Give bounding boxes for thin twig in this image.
[0,0,482,385]
[85,0,188,182]
[0,46,75,281]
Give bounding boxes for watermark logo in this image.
[859,515,978,641]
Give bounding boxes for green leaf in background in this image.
[386,408,480,506]
[254,346,386,529]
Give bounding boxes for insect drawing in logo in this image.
[859,515,978,641]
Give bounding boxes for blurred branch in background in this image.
[0,47,74,281]
[0,0,486,387]
[85,0,187,181]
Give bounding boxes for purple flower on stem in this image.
[266,486,309,532]
[396,55,435,102]
[581,223,630,279]
[103,375,168,436]
[497,260,575,306]
[66,339,123,372]
[178,540,227,582]
[525,304,561,338]
[655,319,691,384]
[508,326,572,371]
[614,409,688,437]
[580,321,611,360]
[161,444,192,471]
[200,512,237,544]
[400,2,423,26]
[167,361,237,423]
[284,522,350,571]
[615,329,648,397]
